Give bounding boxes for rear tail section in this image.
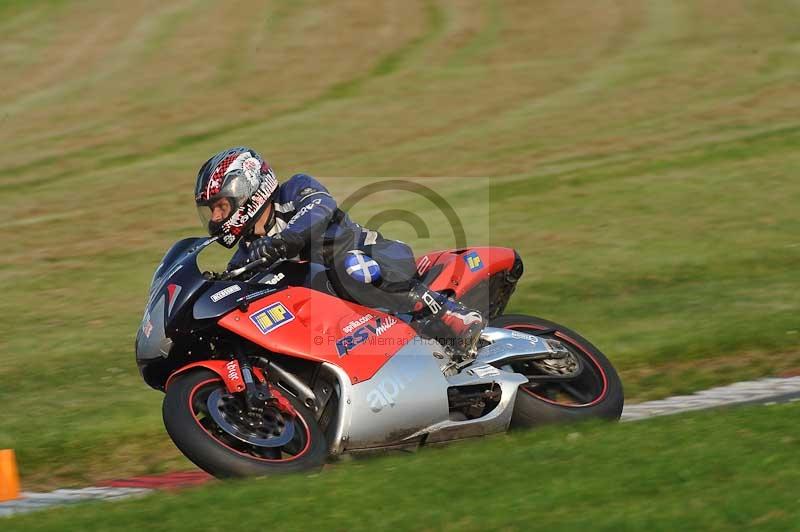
[416,247,523,319]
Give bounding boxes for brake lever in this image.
[219,257,286,281]
[219,257,269,281]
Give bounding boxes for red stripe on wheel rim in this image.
[188,378,312,462]
[504,324,608,408]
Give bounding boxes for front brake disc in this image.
[207,389,295,447]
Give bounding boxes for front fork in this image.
[235,354,272,412]
[165,356,294,414]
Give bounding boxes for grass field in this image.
[0,0,799,489]
[5,403,800,531]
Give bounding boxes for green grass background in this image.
[0,0,798,490]
[5,403,800,530]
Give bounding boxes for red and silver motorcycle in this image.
[135,237,623,477]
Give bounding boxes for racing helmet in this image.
[194,147,278,248]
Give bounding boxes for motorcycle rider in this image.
[194,146,485,353]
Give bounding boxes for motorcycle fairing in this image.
[335,339,450,449]
[193,262,336,322]
[136,237,212,363]
[320,328,531,453]
[416,246,517,299]
[218,286,418,384]
[165,359,246,393]
[193,281,252,320]
[406,367,527,445]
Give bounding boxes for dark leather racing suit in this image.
[231,174,485,351]
[229,174,418,311]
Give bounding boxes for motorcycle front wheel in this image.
[490,314,624,427]
[162,369,328,478]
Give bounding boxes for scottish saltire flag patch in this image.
[344,250,382,283]
[249,302,295,334]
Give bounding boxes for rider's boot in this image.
[408,284,487,355]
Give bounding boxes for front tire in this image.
[163,369,328,478]
[490,314,624,427]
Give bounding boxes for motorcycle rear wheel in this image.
[163,369,328,478]
[490,314,624,427]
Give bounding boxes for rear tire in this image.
[163,369,328,478]
[490,314,624,427]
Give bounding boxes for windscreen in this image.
[135,237,214,361]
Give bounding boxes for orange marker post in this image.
[0,449,21,501]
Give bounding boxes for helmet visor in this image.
[197,196,237,235]
[196,172,258,233]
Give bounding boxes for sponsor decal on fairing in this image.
[210,284,241,302]
[366,375,410,412]
[416,255,432,276]
[249,302,295,335]
[260,272,285,285]
[225,361,242,382]
[336,316,397,357]
[342,313,375,334]
[142,315,154,338]
[237,287,277,303]
[463,250,483,272]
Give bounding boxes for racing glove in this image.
[246,232,304,264]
